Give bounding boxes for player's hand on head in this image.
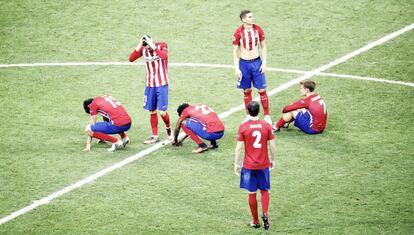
[144,35,156,49]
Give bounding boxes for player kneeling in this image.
[83,95,132,152]
[172,103,225,153]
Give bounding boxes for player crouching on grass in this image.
[172,103,225,153]
[272,79,327,134]
[83,95,132,152]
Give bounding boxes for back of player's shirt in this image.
[237,119,274,170]
[180,104,225,132]
[89,95,131,126]
[305,94,327,132]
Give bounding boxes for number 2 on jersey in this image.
[252,130,262,148]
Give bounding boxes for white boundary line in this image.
[1,22,413,226]
[0,62,413,88]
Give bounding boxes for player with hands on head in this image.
[234,100,276,230]
[129,34,172,144]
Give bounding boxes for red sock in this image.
[259,91,269,115]
[150,113,158,136]
[276,117,287,129]
[244,90,252,114]
[119,132,127,138]
[260,190,270,214]
[161,112,171,129]
[181,124,203,145]
[248,193,259,224]
[92,132,118,143]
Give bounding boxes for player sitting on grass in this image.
[172,103,225,153]
[83,95,131,152]
[273,79,327,134]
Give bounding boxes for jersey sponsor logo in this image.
[144,54,160,62]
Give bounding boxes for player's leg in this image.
[201,130,224,149]
[156,85,172,140]
[293,110,320,134]
[252,58,271,125]
[144,86,160,144]
[238,59,253,117]
[88,122,123,152]
[240,168,260,228]
[181,119,208,153]
[257,168,271,230]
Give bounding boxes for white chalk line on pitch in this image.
[0,62,413,88]
[1,22,413,226]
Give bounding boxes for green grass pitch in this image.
[0,0,413,234]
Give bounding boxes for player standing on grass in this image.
[234,101,276,230]
[273,80,327,134]
[172,103,225,153]
[233,10,272,125]
[83,95,132,152]
[129,35,172,144]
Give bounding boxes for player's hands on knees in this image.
[234,164,241,176]
[235,69,242,80]
[259,64,267,74]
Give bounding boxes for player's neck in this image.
[306,92,315,97]
[243,23,253,30]
[250,116,259,121]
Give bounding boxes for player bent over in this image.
[129,35,172,144]
[273,80,327,134]
[83,95,132,152]
[232,10,272,125]
[235,101,276,230]
[172,103,225,154]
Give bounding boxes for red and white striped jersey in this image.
[232,24,265,51]
[129,42,169,87]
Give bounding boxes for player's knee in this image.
[244,88,252,94]
[258,88,266,93]
[149,110,157,114]
[159,110,167,116]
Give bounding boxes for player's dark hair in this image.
[240,10,251,21]
[247,101,260,117]
[300,80,316,92]
[142,34,152,46]
[177,103,190,116]
[83,98,94,114]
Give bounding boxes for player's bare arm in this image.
[268,139,276,170]
[172,119,182,146]
[234,141,244,176]
[233,45,242,80]
[259,40,267,74]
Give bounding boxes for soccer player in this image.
[273,80,327,134]
[172,103,225,153]
[234,101,276,230]
[129,35,172,144]
[233,10,272,125]
[83,95,132,152]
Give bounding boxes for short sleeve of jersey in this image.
[237,125,245,141]
[88,101,98,116]
[267,124,275,140]
[232,29,241,45]
[160,42,168,51]
[257,26,265,41]
[179,108,190,121]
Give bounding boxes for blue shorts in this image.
[185,118,224,141]
[144,85,169,111]
[294,110,320,134]
[91,122,131,134]
[240,168,270,192]
[237,57,266,90]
